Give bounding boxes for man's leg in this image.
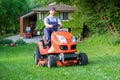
[44,28,51,44]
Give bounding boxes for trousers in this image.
[44,28,53,44]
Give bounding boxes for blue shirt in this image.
[44,15,61,31]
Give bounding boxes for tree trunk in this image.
[101,16,116,36]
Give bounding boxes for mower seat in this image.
[39,37,46,48]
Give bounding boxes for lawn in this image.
[0,34,120,80]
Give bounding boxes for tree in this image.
[0,0,29,34]
[55,0,120,37]
[27,0,56,9]
[87,0,120,37]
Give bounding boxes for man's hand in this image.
[44,20,53,28]
[59,26,62,29]
[49,25,53,28]
[59,24,62,29]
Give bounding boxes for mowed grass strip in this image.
[0,36,120,80]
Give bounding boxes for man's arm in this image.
[58,18,62,28]
[44,18,53,28]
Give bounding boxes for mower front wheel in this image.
[47,55,57,68]
[78,53,88,65]
[34,47,40,65]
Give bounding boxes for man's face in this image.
[49,10,56,16]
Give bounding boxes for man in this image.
[44,6,62,44]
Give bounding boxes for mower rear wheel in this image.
[34,47,40,65]
[47,55,57,68]
[79,53,88,65]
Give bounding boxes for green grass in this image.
[0,34,120,80]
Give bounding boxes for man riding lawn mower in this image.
[34,7,88,68]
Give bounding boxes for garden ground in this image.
[5,35,42,43]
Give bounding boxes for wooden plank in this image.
[20,17,23,37]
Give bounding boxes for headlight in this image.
[72,36,76,42]
[57,35,67,43]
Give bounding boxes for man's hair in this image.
[49,6,56,11]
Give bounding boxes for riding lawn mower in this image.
[34,29,88,68]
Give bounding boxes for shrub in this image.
[15,39,26,45]
[0,39,13,45]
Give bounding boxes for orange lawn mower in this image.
[34,29,88,68]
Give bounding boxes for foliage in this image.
[61,10,84,37]
[82,32,120,46]
[27,0,55,9]
[56,0,120,38]
[1,0,120,39]
[0,0,55,35]
[0,33,14,39]
[0,39,13,45]
[0,38,26,45]
[56,0,72,5]
[86,0,120,37]
[15,39,26,45]
[0,0,29,35]
[35,15,45,35]
[35,19,44,31]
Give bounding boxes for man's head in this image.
[49,6,56,16]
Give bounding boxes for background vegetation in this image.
[56,0,120,37]
[0,0,30,35]
[0,0,120,39]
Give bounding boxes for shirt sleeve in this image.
[44,17,48,24]
[57,18,61,24]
